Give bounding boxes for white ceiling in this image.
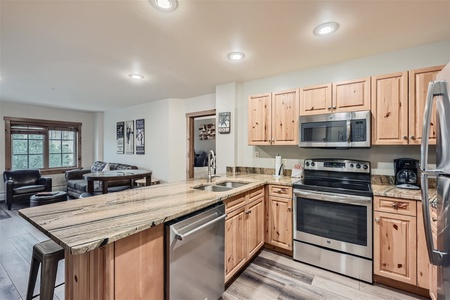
[1,0,449,112]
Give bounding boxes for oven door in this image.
[293,189,372,259]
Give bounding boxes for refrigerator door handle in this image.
[420,80,448,266]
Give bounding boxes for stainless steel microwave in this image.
[299,110,371,148]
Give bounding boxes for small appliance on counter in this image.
[394,158,420,190]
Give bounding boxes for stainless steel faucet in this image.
[207,150,219,183]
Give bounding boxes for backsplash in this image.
[228,167,436,188]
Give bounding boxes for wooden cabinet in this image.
[224,187,264,282]
[248,89,299,145]
[429,203,438,300]
[374,196,434,292]
[374,197,417,285]
[299,77,370,115]
[408,65,443,145]
[266,185,293,251]
[371,72,409,145]
[65,225,164,300]
[372,65,444,145]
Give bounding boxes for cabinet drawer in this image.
[374,196,417,216]
[268,185,292,198]
[224,194,246,213]
[248,187,264,202]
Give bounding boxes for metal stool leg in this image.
[40,256,59,300]
[26,255,40,300]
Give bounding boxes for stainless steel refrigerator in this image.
[421,72,450,300]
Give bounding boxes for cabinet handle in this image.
[432,216,437,222]
[287,207,291,212]
[391,202,407,209]
[332,106,336,109]
[245,210,251,215]
[328,106,332,110]
[410,135,416,140]
[403,135,408,140]
[375,217,380,223]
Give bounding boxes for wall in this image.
[103,94,215,183]
[0,101,98,197]
[231,39,449,175]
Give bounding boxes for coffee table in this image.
[83,170,152,194]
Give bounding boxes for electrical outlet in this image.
[255,151,260,158]
[273,159,275,166]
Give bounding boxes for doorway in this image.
[186,109,216,179]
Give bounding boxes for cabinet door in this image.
[374,211,417,285]
[299,83,332,116]
[268,196,292,250]
[416,201,430,289]
[371,72,409,145]
[248,93,272,145]
[225,207,246,282]
[332,77,370,113]
[429,205,438,300]
[246,197,264,258]
[272,89,299,145]
[409,65,444,145]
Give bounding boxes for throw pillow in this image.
[102,163,110,172]
[91,161,107,172]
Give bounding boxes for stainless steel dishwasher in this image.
[166,203,226,300]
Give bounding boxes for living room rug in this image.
[0,206,11,220]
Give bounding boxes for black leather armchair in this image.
[3,169,52,210]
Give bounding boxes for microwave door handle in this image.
[346,120,351,144]
[420,80,448,266]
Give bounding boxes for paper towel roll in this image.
[275,154,282,177]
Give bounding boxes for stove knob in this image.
[363,164,368,170]
[356,164,361,169]
[305,162,310,167]
[350,163,354,168]
[311,162,315,167]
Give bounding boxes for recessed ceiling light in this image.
[150,0,178,11]
[129,73,144,80]
[227,52,245,61]
[313,22,339,36]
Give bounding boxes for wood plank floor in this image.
[1,202,428,300]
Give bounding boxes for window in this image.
[4,117,82,174]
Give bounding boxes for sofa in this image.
[65,161,138,199]
[3,169,52,210]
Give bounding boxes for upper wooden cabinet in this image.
[371,71,409,145]
[248,89,299,145]
[372,65,444,145]
[408,65,443,145]
[299,77,370,116]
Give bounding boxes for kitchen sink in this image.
[193,185,233,192]
[215,181,250,188]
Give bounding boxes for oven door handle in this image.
[294,190,372,205]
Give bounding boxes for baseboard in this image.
[374,275,430,298]
[263,243,293,257]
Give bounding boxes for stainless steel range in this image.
[293,158,373,283]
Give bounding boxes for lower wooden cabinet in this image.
[65,225,164,300]
[266,185,293,251]
[224,187,264,282]
[374,196,433,294]
[374,209,417,285]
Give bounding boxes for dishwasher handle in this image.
[175,213,227,241]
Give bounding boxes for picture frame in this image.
[116,122,124,154]
[125,120,134,154]
[218,112,231,134]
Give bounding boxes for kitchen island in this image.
[19,174,294,299]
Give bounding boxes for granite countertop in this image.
[372,184,437,201]
[19,174,295,255]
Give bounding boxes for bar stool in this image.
[26,239,64,300]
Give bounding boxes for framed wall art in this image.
[116,121,124,154]
[218,112,231,134]
[125,120,134,154]
[135,118,145,155]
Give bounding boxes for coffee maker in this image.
[394,158,420,190]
